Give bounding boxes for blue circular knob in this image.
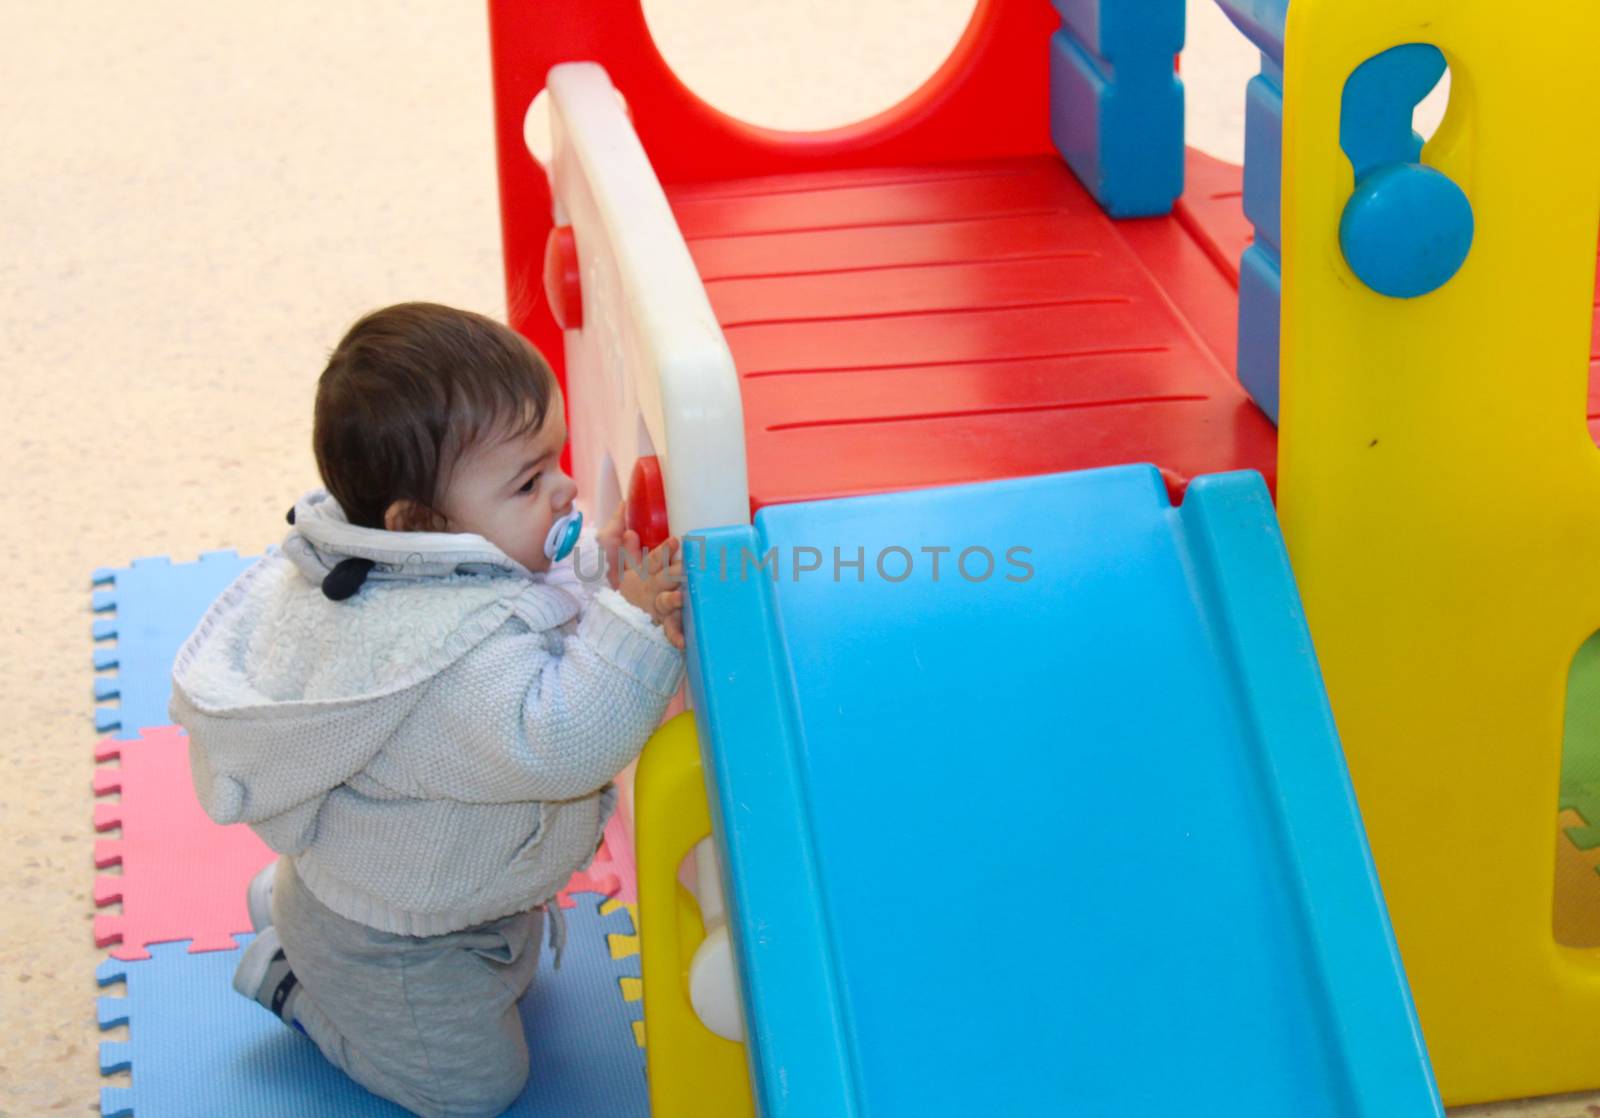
[1339,163,1474,298]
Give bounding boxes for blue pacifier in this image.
[544,509,582,562]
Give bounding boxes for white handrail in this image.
[547,62,750,535]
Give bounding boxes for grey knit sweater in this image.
[170,491,684,937]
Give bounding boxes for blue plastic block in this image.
[683,466,1443,1117]
[1238,69,1285,419]
[1215,0,1290,423]
[90,550,257,737]
[1048,0,1185,218]
[1238,243,1283,422]
[1052,0,1183,59]
[1242,72,1284,253]
[95,897,646,1117]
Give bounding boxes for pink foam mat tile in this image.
[556,809,637,908]
[93,726,275,960]
[600,808,638,905]
[96,726,640,949]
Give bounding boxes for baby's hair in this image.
[313,302,555,530]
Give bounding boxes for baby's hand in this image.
[618,536,686,650]
[598,500,629,591]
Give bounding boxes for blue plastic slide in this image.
[682,464,1442,1118]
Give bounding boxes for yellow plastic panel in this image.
[634,713,755,1118]
[1276,0,1600,1105]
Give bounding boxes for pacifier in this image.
[544,509,583,562]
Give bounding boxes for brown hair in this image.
[313,302,555,530]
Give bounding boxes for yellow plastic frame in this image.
[634,713,755,1117]
[1276,0,1600,1104]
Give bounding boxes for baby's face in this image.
[435,393,576,574]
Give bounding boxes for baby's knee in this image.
[419,1054,529,1118]
[462,1063,528,1118]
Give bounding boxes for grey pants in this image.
[272,857,543,1118]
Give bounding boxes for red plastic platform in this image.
[1174,148,1252,287]
[670,149,1274,513]
[489,1,1282,509]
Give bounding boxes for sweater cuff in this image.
[581,588,684,696]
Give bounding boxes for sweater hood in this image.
[282,489,533,585]
[170,490,589,852]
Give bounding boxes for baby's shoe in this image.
[233,926,301,1027]
[246,860,277,932]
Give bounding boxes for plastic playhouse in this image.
[486,0,1600,1114]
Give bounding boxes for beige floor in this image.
[0,2,1584,1115]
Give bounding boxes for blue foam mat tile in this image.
[90,550,258,738]
[96,893,647,1117]
[100,1085,136,1118]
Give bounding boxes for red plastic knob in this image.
[543,224,582,330]
[627,456,670,550]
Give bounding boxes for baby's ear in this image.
[383,500,445,533]
[382,500,413,532]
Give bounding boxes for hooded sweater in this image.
[169,490,684,937]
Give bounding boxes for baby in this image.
[170,302,685,1118]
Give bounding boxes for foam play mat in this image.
[88,553,648,1116]
[96,897,645,1118]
